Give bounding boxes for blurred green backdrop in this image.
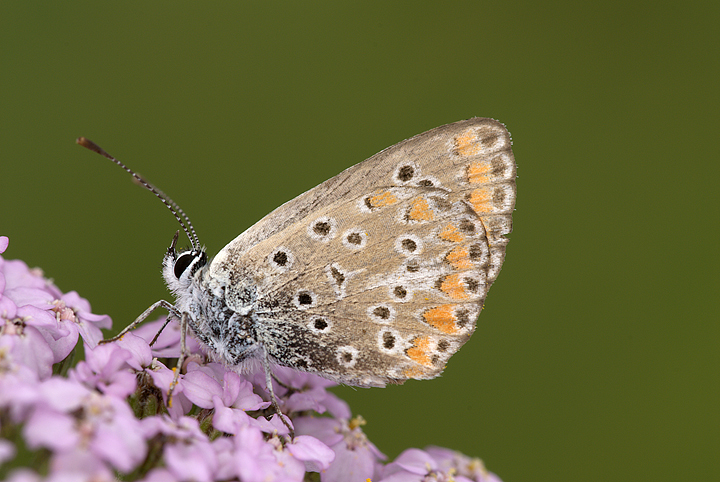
[1,2,718,481]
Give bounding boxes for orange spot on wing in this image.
[468,188,492,214]
[402,366,426,378]
[467,160,491,184]
[454,130,483,157]
[423,305,458,334]
[409,197,434,221]
[369,191,398,208]
[440,273,469,300]
[407,336,432,366]
[439,223,464,242]
[446,245,472,270]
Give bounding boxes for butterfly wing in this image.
[209,118,516,387]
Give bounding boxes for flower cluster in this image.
[0,236,502,482]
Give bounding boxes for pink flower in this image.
[231,425,319,482]
[70,341,137,398]
[379,447,503,482]
[57,290,112,347]
[295,416,385,482]
[181,365,272,435]
[425,446,503,482]
[22,377,147,473]
[380,448,462,482]
[1,242,111,379]
[115,331,154,369]
[142,415,218,482]
[287,434,336,473]
[0,318,55,380]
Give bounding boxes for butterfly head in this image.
[163,231,208,295]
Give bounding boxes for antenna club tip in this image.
[76,137,111,158]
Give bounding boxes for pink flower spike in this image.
[1,246,508,482]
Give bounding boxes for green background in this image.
[2,2,717,481]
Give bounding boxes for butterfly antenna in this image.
[76,137,201,251]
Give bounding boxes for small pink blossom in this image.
[425,446,503,482]
[23,378,147,473]
[295,416,385,482]
[232,425,293,482]
[287,434,336,472]
[70,341,137,398]
[115,331,154,369]
[142,415,218,482]
[1,321,55,380]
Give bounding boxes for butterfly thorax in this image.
[163,248,262,367]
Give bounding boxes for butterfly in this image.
[78,117,516,415]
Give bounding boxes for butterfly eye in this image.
[174,252,195,279]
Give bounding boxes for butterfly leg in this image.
[262,351,295,438]
[148,315,175,347]
[99,299,179,344]
[166,311,190,407]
